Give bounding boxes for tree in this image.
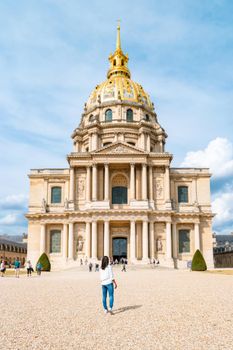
[37,253,51,271]
[191,249,207,271]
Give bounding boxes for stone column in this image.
[68,223,74,260]
[85,222,91,258]
[104,221,110,256]
[164,166,170,201]
[149,166,153,201]
[149,221,155,259]
[166,222,172,259]
[159,141,163,152]
[142,220,149,261]
[172,223,178,258]
[130,163,135,200]
[40,224,46,255]
[194,223,200,250]
[104,163,109,201]
[86,166,91,202]
[69,167,75,202]
[146,133,150,151]
[91,221,97,259]
[130,220,136,261]
[142,164,148,200]
[89,133,92,151]
[141,132,146,150]
[92,164,97,201]
[63,223,68,259]
[92,133,98,151]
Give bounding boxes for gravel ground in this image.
[0,265,233,350]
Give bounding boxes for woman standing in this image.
[100,256,117,314]
[0,260,6,277]
[26,260,33,277]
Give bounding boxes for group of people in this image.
[0,258,43,278]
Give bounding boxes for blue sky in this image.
[0,0,233,235]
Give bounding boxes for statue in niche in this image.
[77,236,84,252]
[156,238,163,252]
[64,198,69,209]
[41,198,47,213]
[78,179,85,198]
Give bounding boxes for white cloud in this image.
[181,137,233,178]
[0,194,28,209]
[0,214,18,225]
[212,190,233,227]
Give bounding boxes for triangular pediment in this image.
[93,142,147,155]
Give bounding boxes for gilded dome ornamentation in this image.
[86,25,153,111]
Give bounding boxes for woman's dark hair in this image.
[101,256,109,270]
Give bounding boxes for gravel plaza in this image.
[0,266,233,350]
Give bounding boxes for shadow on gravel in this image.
[112,305,142,315]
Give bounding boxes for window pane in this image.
[112,186,127,204]
[51,187,61,203]
[105,109,112,122]
[126,109,133,122]
[178,186,188,203]
[50,230,61,253]
[179,230,190,253]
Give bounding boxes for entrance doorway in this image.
[112,237,127,261]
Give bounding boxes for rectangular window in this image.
[50,230,61,253]
[178,186,188,203]
[179,230,190,253]
[51,187,62,203]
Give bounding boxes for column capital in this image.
[130,162,135,167]
[142,163,147,168]
[104,162,109,167]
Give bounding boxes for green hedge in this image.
[191,249,207,271]
[37,253,51,271]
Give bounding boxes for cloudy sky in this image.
[0,0,233,236]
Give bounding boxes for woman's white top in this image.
[100,265,114,285]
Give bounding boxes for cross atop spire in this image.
[116,19,121,50]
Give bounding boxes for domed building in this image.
[26,26,214,269]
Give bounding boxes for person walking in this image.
[121,262,126,272]
[14,258,21,278]
[36,262,42,276]
[0,260,6,277]
[100,256,117,314]
[26,260,33,277]
[88,262,93,272]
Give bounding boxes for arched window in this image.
[50,230,61,253]
[178,186,188,203]
[144,114,150,121]
[51,187,62,204]
[179,230,190,253]
[105,109,112,122]
[89,114,95,122]
[113,59,116,66]
[112,174,128,204]
[121,59,124,66]
[126,109,133,122]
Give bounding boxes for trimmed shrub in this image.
[191,249,207,271]
[37,253,51,271]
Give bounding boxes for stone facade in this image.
[26,26,214,269]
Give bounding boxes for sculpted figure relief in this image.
[77,236,84,252]
[156,238,163,251]
[41,198,47,212]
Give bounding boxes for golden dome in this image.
[86,25,153,110]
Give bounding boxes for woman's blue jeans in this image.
[102,283,114,310]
